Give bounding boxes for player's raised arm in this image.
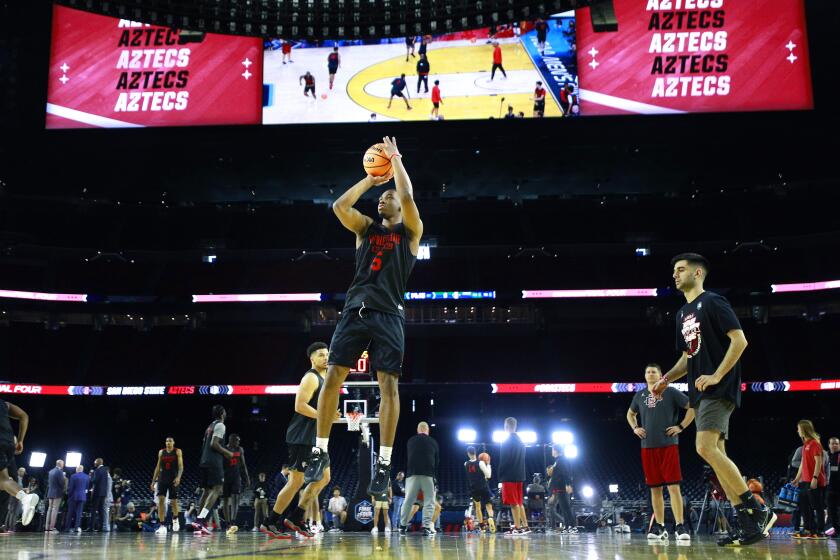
[332,174,392,244]
[381,136,423,250]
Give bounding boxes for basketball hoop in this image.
[346,411,365,432]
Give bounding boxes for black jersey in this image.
[0,402,14,447]
[199,420,225,468]
[464,459,488,491]
[344,222,416,317]
[285,369,324,446]
[159,449,179,483]
[328,52,339,66]
[225,446,243,478]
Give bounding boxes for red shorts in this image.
[501,482,524,505]
[641,445,682,487]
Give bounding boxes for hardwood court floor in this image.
[0,531,836,559]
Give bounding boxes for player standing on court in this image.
[305,136,423,501]
[653,253,776,546]
[151,437,183,534]
[327,47,340,90]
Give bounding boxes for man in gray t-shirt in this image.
[627,364,695,540]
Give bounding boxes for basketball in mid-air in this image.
[363,143,392,177]
[479,452,491,464]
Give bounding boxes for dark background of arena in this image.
[0,0,838,528]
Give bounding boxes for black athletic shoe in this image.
[259,524,291,539]
[284,518,314,538]
[304,448,330,484]
[422,527,433,537]
[734,504,768,546]
[367,459,392,495]
[399,525,407,536]
[717,529,742,547]
[646,523,667,540]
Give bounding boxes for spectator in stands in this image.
[390,472,405,529]
[64,465,88,533]
[185,501,197,525]
[499,417,529,535]
[399,421,439,536]
[615,516,631,533]
[504,106,516,119]
[828,437,839,538]
[546,445,575,533]
[792,419,827,538]
[526,474,547,523]
[596,519,610,534]
[272,465,290,498]
[115,502,139,531]
[89,458,109,532]
[45,459,66,533]
[327,487,347,531]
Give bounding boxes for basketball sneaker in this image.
[519,527,532,535]
[422,527,434,537]
[155,525,168,535]
[226,524,238,535]
[371,527,379,535]
[304,448,330,484]
[488,518,496,533]
[675,524,690,541]
[730,502,769,546]
[20,494,39,526]
[284,518,314,538]
[647,523,668,540]
[398,525,407,536]
[259,523,291,539]
[367,459,392,495]
[172,519,180,532]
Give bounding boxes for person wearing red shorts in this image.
[628,364,694,541]
[498,417,529,535]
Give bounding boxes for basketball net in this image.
[346,411,365,432]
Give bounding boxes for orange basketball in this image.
[747,479,763,493]
[363,143,392,177]
[479,452,491,464]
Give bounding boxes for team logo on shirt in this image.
[369,231,402,271]
[644,391,662,408]
[681,312,702,357]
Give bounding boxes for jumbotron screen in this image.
[46,0,813,129]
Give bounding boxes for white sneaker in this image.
[384,527,392,534]
[316,523,325,533]
[21,494,39,526]
[156,525,167,535]
[226,525,238,535]
[172,519,180,532]
[251,527,258,532]
[371,527,379,534]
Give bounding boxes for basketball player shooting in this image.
[305,136,423,499]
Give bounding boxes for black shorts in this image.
[329,307,405,374]
[432,102,440,109]
[304,85,315,95]
[157,480,179,499]
[470,487,493,508]
[0,443,15,472]
[537,32,547,43]
[223,477,242,498]
[390,90,405,98]
[199,465,224,488]
[328,64,338,74]
[534,101,545,112]
[288,444,312,473]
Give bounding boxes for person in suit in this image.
[89,458,109,532]
[65,465,89,532]
[46,459,67,532]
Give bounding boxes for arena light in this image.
[0,290,87,302]
[192,293,322,303]
[29,452,47,468]
[564,445,579,459]
[519,430,538,444]
[492,430,509,444]
[457,428,477,443]
[609,484,619,494]
[522,289,657,299]
[65,452,82,468]
[552,431,574,445]
[582,485,594,499]
[771,280,840,293]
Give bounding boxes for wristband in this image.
[390,153,402,159]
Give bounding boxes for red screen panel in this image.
[575,0,813,115]
[46,5,263,129]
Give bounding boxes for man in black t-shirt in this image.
[305,137,423,503]
[387,75,412,110]
[221,433,250,534]
[498,417,530,535]
[653,253,775,547]
[546,445,575,532]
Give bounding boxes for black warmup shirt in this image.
[498,433,526,483]
[406,434,439,478]
[344,222,416,318]
[676,291,743,407]
[286,370,324,446]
